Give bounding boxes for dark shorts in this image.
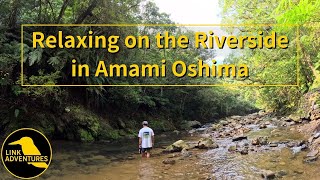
[141,147,152,153]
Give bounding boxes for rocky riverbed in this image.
[1,112,320,180]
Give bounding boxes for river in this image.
[1,115,320,180]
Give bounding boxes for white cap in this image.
[142,121,148,125]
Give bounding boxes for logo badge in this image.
[1,128,52,179]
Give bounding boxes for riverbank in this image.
[2,112,319,180]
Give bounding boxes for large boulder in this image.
[261,170,276,179]
[164,140,189,153]
[197,138,219,149]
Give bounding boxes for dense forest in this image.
[0,0,319,142]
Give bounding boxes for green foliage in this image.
[219,0,320,112]
[149,119,175,132]
[0,0,258,140]
[79,129,95,142]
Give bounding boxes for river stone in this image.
[240,149,249,155]
[230,115,242,120]
[188,129,196,134]
[306,150,319,157]
[314,132,320,139]
[269,143,278,147]
[252,138,259,145]
[220,120,229,126]
[252,136,268,146]
[261,170,276,179]
[164,140,189,153]
[282,117,293,122]
[277,170,288,177]
[232,135,247,142]
[181,148,192,157]
[258,110,266,116]
[197,138,218,149]
[259,124,267,129]
[304,156,318,163]
[212,124,221,131]
[264,121,271,125]
[162,159,176,165]
[228,145,237,152]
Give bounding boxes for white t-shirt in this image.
[138,127,154,148]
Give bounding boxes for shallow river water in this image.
[1,126,320,180]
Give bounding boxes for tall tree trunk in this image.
[75,0,98,24]
[8,0,21,28]
[56,0,71,24]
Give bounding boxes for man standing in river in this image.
[138,121,154,158]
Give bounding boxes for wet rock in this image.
[314,132,320,139]
[167,153,179,158]
[164,140,189,153]
[287,141,296,148]
[240,149,248,155]
[306,150,319,157]
[293,170,304,174]
[259,124,267,129]
[264,121,271,125]
[211,124,221,131]
[196,128,207,132]
[269,143,278,147]
[232,135,247,142]
[288,121,296,126]
[162,159,176,165]
[287,140,306,148]
[241,127,251,133]
[252,138,259,145]
[251,136,268,146]
[277,170,288,177]
[258,110,266,116]
[304,156,318,163]
[289,115,303,123]
[234,124,242,129]
[228,145,237,152]
[230,115,242,119]
[197,138,219,149]
[188,129,196,134]
[181,149,192,157]
[220,120,229,126]
[261,170,276,179]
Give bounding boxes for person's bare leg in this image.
[146,152,150,158]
